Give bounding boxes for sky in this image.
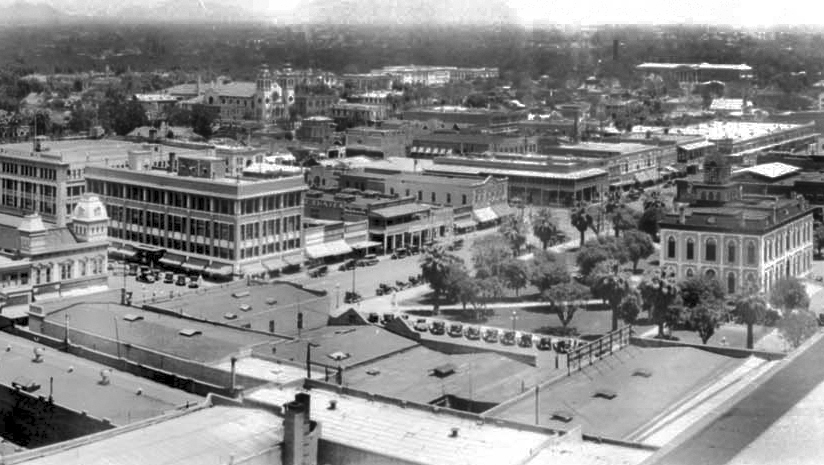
[508,0,824,26]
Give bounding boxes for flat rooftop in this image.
[648,335,824,465]
[258,325,419,369]
[670,121,808,142]
[6,404,282,465]
[248,385,558,465]
[495,346,744,439]
[150,282,330,337]
[0,140,201,165]
[553,141,654,154]
[320,156,435,173]
[0,332,200,426]
[425,161,608,181]
[343,346,544,405]
[88,165,304,186]
[37,290,281,364]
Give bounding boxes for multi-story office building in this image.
[410,133,539,158]
[85,152,307,279]
[659,154,816,293]
[539,141,664,188]
[330,103,388,126]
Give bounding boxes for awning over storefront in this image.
[611,179,635,187]
[305,240,353,259]
[283,255,303,267]
[158,252,186,269]
[491,203,517,219]
[181,257,208,274]
[241,262,267,276]
[107,247,136,260]
[454,218,478,229]
[634,171,657,184]
[349,240,382,249]
[473,206,498,223]
[262,258,286,271]
[206,262,234,277]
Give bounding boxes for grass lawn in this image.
[665,323,773,349]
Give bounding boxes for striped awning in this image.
[283,255,303,266]
[473,207,498,223]
[491,203,516,219]
[454,218,478,229]
[349,240,382,249]
[182,257,208,273]
[159,252,186,268]
[262,258,286,271]
[206,262,234,277]
[242,262,267,276]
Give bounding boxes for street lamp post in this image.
[511,310,518,331]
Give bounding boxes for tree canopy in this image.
[621,229,655,273]
[420,245,464,314]
[471,233,514,279]
[777,310,819,350]
[734,293,769,349]
[576,236,627,278]
[638,271,681,337]
[769,276,810,313]
[529,251,570,294]
[532,208,560,250]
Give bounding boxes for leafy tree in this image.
[769,276,810,313]
[191,104,217,139]
[501,258,530,297]
[570,205,595,247]
[590,261,632,331]
[688,301,727,344]
[815,223,824,257]
[471,233,513,279]
[609,205,639,237]
[638,271,681,337]
[638,206,667,241]
[465,93,488,108]
[680,276,725,309]
[621,229,655,273]
[777,310,819,349]
[618,291,643,325]
[498,215,527,255]
[167,106,193,127]
[544,281,591,329]
[529,251,570,294]
[532,208,560,250]
[734,293,769,349]
[112,99,149,136]
[419,245,463,314]
[576,236,627,278]
[477,276,506,304]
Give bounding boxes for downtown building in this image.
[659,154,816,293]
[85,151,307,279]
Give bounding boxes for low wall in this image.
[318,439,419,465]
[631,336,786,361]
[0,384,114,448]
[417,337,537,366]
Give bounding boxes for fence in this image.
[567,325,632,376]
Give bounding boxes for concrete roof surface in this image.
[248,386,556,465]
[8,405,282,465]
[0,332,199,426]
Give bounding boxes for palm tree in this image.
[638,271,681,338]
[590,261,631,331]
[532,208,559,250]
[419,245,463,315]
[499,215,527,254]
[570,205,594,248]
[735,293,769,349]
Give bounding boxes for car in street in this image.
[414,318,429,332]
[429,321,446,335]
[483,328,499,343]
[11,377,40,393]
[501,330,517,345]
[357,254,379,267]
[367,312,380,323]
[391,247,409,259]
[136,272,155,284]
[518,333,533,348]
[448,323,463,337]
[188,278,200,289]
[307,265,328,278]
[175,275,187,286]
[537,336,553,351]
[163,272,175,284]
[464,326,481,340]
[381,313,395,325]
[338,259,357,271]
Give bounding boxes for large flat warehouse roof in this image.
[0,140,202,164]
[0,332,200,426]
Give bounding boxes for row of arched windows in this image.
[682,268,758,294]
[667,236,757,265]
[764,222,812,262]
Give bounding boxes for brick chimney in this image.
[678,205,686,224]
[282,392,320,465]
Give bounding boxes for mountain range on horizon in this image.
[0,0,521,25]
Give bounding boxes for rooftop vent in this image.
[366,368,381,376]
[224,313,238,320]
[32,347,44,363]
[706,216,716,224]
[328,400,337,410]
[633,368,652,378]
[593,389,618,400]
[450,427,459,438]
[232,291,251,298]
[239,304,252,312]
[178,329,202,337]
[327,351,350,361]
[99,369,112,386]
[123,314,143,322]
[552,411,574,422]
[266,298,278,305]
[433,363,456,378]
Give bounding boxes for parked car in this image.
[367,313,380,323]
[188,279,199,289]
[175,275,187,286]
[391,247,409,259]
[344,291,361,304]
[409,245,420,255]
[357,254,379,267]
[136,273,155,284]
[448,323,463,337]
[375,283,397,296]
[414,318,429,332]
[308,265,328,278]
[518,333,533,348]
[447,239,464,251]
[163,272,175,284]
[483,328,499,343]
[381,314,395,325]
[553,340,572,354]
[464,326,481,340]
[430,321,446,335]
[501,330,517,345]
[338,259,357,271]
[537,336,552,351]
[127,265,138,276]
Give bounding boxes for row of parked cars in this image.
[135,266,200,288]
[412,318,579,353]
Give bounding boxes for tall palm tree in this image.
[570,205,594,248]
[590,262,631,331]
[419,245,462,315]
[735,293,769,349]
[532,208,559,250]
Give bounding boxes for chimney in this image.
[229,356,237,393]
[168,152,177,173]
[678,205,686,224]
[282,393,319,465]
